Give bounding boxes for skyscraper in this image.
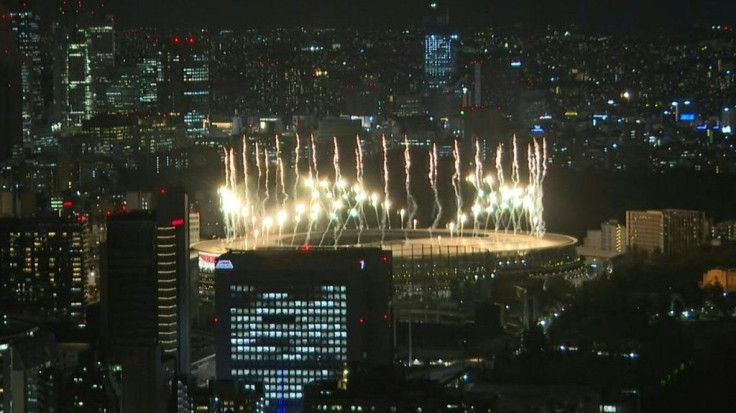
[102,188,191,412]
[87,17,115,113]
[162,35,210,138]
[56,24,93,127]
[137,54,163,113]
[9,7,43,150]
[0,15,22,162]
[215,247,393,412]
[422,1,459,117]
[423,2,457,92]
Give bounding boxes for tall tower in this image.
[102,188,191,412]
[423,2,457,92]
[137,54,163,113]
[8,5,43,150]
[162,35,210,138]
[55,24,93,127]
[87,16,115,113]
[422,1,459,117]
[0,12,22,161]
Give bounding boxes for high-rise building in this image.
[103,67,138,114]
[162,35,210,138]
[56,25,93,127]
[0,216,91,328]
[626,209,706,255]
[102,188,191,412]
[9,7,43,150]
[0,16,22,162]
[137,54,163,113]
[215,248,393,411]
[103,188,190,367]
[86,18,115,113]
[424,33,457,91]
[423,2,457,92]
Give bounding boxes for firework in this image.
[219,136,548,247]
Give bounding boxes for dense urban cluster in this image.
[1,0,736,412]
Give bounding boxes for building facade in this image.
[601,219,627,253]
[0,217,90,328]
[215,248,393,411]
[626,209,706,255]
[701,268,736,293]
[102,188,191,412]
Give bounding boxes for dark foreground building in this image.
[215,247,393,412]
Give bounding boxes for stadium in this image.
[195,136,585,323]
[193,228,583,323]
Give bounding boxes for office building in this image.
[0,216,91,328]
[56,25,93,127]
[626,209,706,255]
[87,18,115,113]
[8,7,43,150]
[189,380,265,413]
[422,2,459,117]
[1,331,59,413]
[162,35,210,138]
[102,188,191,412]
[215,248,393,411]
[0,17,22,162]
[423,1,457,91]
[137,55,163,113]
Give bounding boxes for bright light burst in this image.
[219,135,547,247]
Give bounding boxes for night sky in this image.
[0,0,736,31]
[130,0,735,29]
[13,0,735,30]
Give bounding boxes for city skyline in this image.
[1,0,736,411]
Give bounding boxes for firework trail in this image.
[472,138,483,235]
[355,135,364,185]
[452,139,463,225]
[495,143,505,187]
[511,135,520,186]
[381,135,390,235]
[242,137,249,209]
[229,148,238,233]
[276,136,288,207]
[261,147,270,216]
[429,143,443,229]
[474,138,483,187]
[494,144,505,231]
[310,134,319,181]
[273,138,280,207]
[222,147,231,239]
[404,136,418,227]
[355,135,366,241]
[333,137,341,184]
[293,134,300,202]
[223,147,230,191]
[255,142,262,215]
